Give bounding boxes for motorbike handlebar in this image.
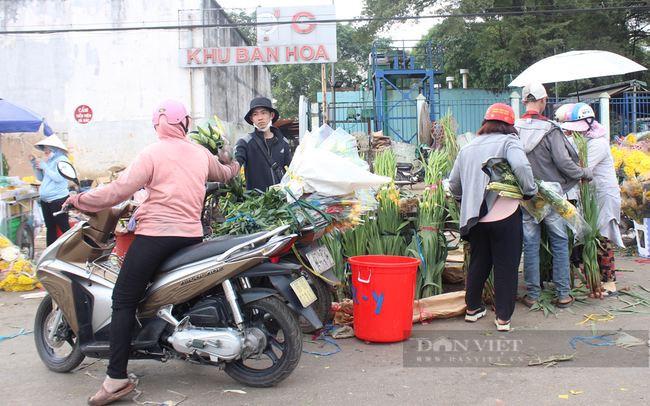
[53,203,75,217]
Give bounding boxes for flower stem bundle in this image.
[573,132,603,299]
[409,149,450,299]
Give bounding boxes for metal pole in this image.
[321,64,328,124]
[331,62,336,128]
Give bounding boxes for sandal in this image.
[520,295,537,309]
[494,318,511,332]
[557,295,574,308]
[88,383,136,406]
[465,306,486,323]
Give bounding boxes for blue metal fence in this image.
[325,93,650,143]
[610,92,650,138]
[327,98,507,142]
[438,98,509,134]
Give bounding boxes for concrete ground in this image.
[1,232,649,405]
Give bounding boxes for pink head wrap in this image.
[155,114,189,140]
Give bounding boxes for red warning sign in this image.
[75,105,93,124]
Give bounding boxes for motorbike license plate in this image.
[290,276,317,308]
[304,245,335,275]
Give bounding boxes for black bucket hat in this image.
[244,97,279,125]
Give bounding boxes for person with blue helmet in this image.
[560,102,624,286]
[28,134,71,246]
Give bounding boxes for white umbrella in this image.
[509,50,647,87]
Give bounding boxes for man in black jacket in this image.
[235,97,292,191]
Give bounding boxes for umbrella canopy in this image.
[509,50,647,87]
[0,98,53,135]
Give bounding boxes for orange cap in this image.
[484,103,515,125]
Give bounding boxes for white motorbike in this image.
[34,162,321,387]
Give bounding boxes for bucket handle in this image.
[357,269,371,283]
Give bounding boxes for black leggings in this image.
[40,196,70,246]
[107,234,203,380]
[465,208,523,322]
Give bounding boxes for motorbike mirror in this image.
[57,161,80,186]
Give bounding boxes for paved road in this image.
[1,256,649,406]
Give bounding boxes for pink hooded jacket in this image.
[67,116,240,237]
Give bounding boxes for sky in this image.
[216,0,435,41]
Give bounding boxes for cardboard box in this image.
[9,200,32,216]
[91,176,112,189]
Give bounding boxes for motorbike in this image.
[202,182,340,333]
[394,143,431,188]
[34,162,321,387]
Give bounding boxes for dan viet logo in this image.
[419,337,524,353]
[403,330,650,368]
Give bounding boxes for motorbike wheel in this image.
[225,296,302,387]
[298,271,332,334]
[34,295,85,373]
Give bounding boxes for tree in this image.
[359,0,439,37]
[227,10,256,45]
[227,11,374,120]
[271,23,374,119]
[412,0,650,92]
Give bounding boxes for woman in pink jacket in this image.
[64,99,240,406]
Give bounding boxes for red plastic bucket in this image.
[349,255,420,342]
[115,232,136,257]
[56,218,79,237]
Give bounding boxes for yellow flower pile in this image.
[626,133,637,144]
[0,236,11,248]
[611,145,650,180]
[615,133,650,222]
[0,234,41,292]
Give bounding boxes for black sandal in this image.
[557,295,574,308]
[520,295,537,308]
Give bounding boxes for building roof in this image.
[568,79,648,99]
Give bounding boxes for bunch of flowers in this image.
[612,133,650,180]
[613,133,650,223]
[0,235,41,292]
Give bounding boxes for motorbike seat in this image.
[396,162,413,171]
[156,231,268,274]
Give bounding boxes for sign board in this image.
[75,105,93,124]
[179,6,337,68]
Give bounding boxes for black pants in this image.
[465,208,523,322]
[107,235,203,380]
[40,196,70,246]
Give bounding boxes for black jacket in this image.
[234,127,292,192]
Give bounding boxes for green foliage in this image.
[270,24,373,119]
[2,154,9,176]
[227,10,256,45]
[360,0,438,37]
[399,0,650,91]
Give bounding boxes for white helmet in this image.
[565,103,595,121]
[554,104,573,123]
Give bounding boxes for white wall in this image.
[0,0,269,179]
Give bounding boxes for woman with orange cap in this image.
[449,103,537,331]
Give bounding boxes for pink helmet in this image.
[152,99,189,125]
